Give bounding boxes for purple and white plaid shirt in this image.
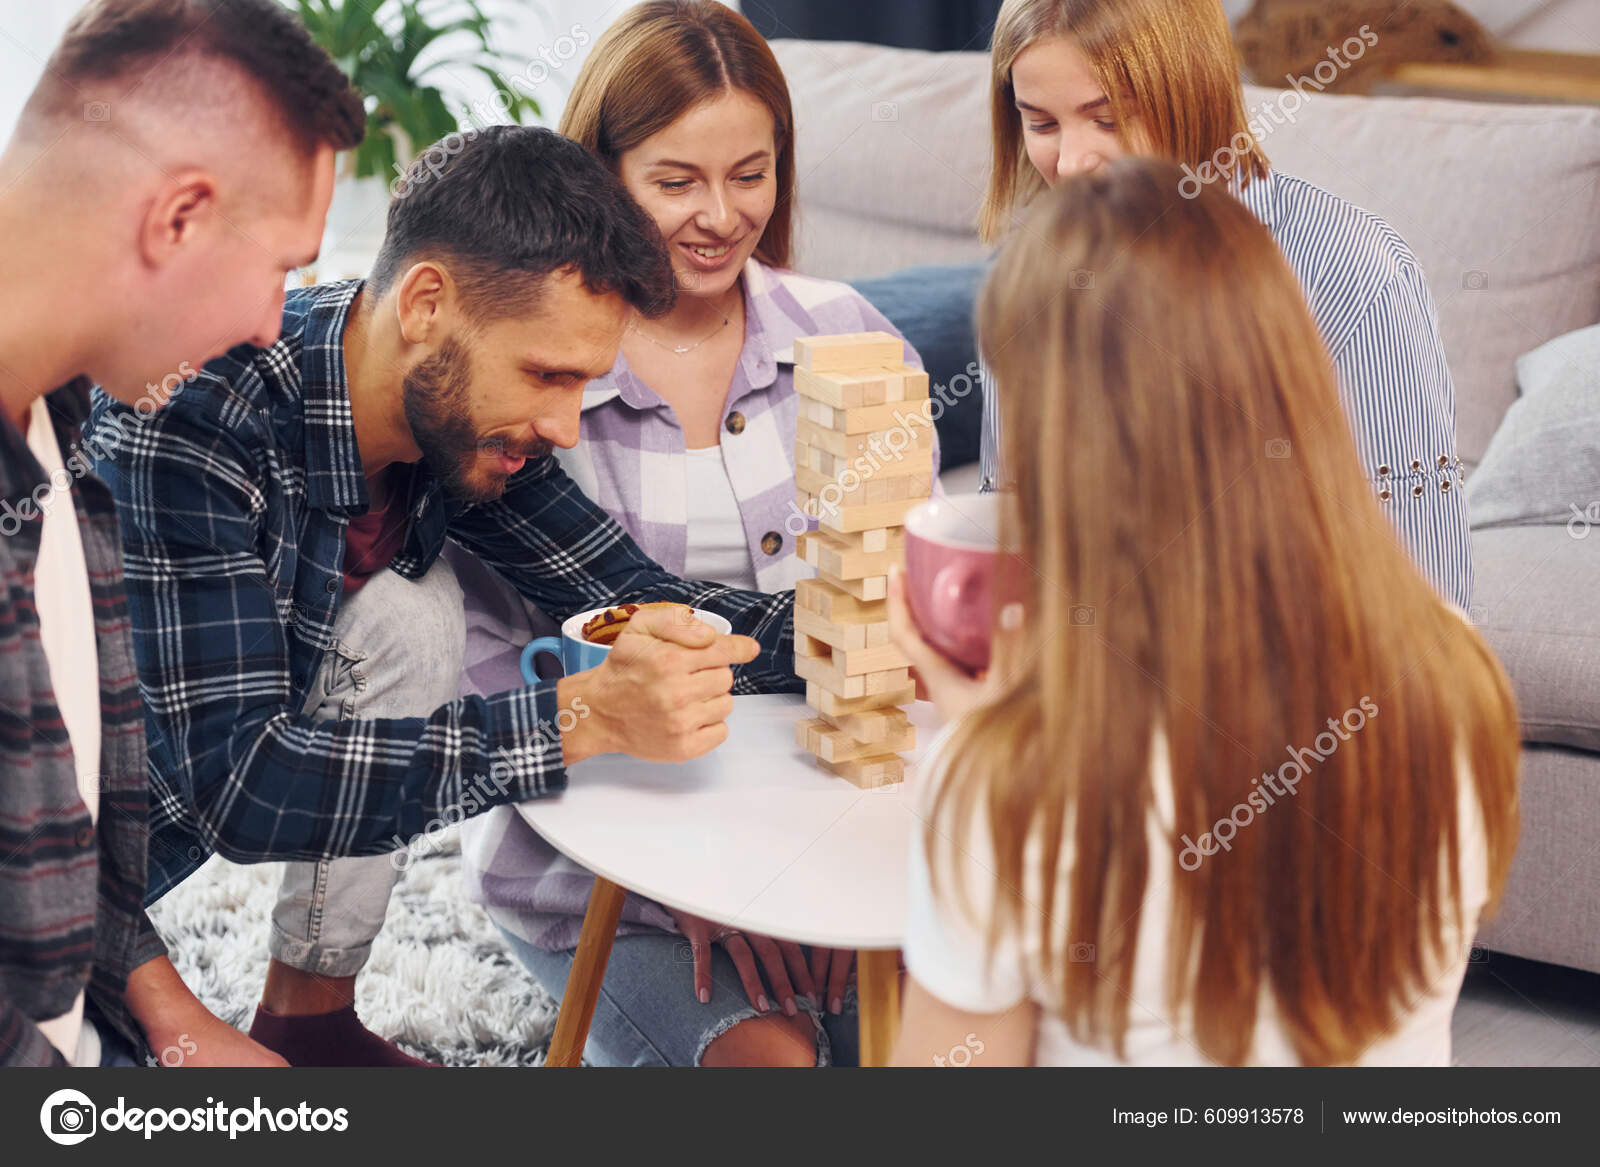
[460,259,927,950]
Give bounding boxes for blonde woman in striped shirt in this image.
[976,0,1471,610]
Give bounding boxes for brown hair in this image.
[25,0,364,154]
[981,0,1268,241]
[559,0,795,269]
[936,157,1519,1065]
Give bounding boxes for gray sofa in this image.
[770,38,1600,974]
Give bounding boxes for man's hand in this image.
[559,606,759,765]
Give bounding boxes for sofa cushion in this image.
[1466,324,1600,529]
[1472,525,1600,751]
[769,38,1600,463]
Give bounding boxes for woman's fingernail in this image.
[757,995,769,1012]
[698,988,710,1005]
[1000,602,1023,629]
[830,996,842,1015]
[783,997,797,1017]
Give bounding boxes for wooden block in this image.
[795,367,891,410]
[880,364,931,403]
[807,680,916,717]
[819,753,905,789]
[795,603,891,651]
[794,652,909,699]
[835,574,888,602]
[797,417,932,461]
[794,631,831,660]
[860,528,892,554]
[795,634,909,679]
[796,465,926,508]
[802,397,935,437]
[863,473,929,504]
[799,716,917,764]
[819,496,923,535]
[794,331,903,373]
[819,705,912,746]
[797,528,904,581]
[797,576,885,623]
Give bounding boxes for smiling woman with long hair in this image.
[457,0,928,1068]
[974,0,1471,615]
[890,158,1519,1066]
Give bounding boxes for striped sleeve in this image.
[1328,262,1473,610]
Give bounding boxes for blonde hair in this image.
[980,0,1270,241]
[559,0,795,268]
[936,157,1519,1065]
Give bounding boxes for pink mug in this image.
[903,493,1015,674]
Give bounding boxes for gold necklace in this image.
[629,294,737,355]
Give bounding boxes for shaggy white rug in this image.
[147,827,558,1067]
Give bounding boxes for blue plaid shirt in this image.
[87,281,798,902]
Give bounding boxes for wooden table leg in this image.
[545,875,627,1067]
[856,948,902,1067]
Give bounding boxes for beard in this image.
[402,337,551,503]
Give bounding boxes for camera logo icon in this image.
[1070,604,1096,626]
[40,1088,97,1146]
[871,101,898,122]
[1265,438,1291,459]
[1069,268,1096,291]
[83,101,111,122]
[1462,270,1488,291]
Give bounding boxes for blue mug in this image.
[521,605,733,684]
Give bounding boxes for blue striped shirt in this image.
[979,168,1471,609]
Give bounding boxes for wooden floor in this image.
[1453,953,1600,1066]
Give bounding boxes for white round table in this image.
[517,692,942,1066]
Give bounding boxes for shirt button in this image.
[1410,459,1423,472]
[325,578,339,593]
[1377,464,1391,477]
[761,531,783,556]
[76,826,95,848]
[1378,488,1392,502]
[725,411,746,436]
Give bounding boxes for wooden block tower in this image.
[790,332,933,788]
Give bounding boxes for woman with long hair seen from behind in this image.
[889,158,1520,1066]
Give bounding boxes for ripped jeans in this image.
[496,923,860,1067]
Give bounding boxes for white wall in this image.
[0,2,79,142]
[0,1,717,144]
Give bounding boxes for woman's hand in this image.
[886,565,1021,725]
[670,909,817,1017]
[807,946,856,1016]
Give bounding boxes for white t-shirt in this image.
[25,395,103,1067]
[904,728,1488,1066]
[681,445,758,591]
